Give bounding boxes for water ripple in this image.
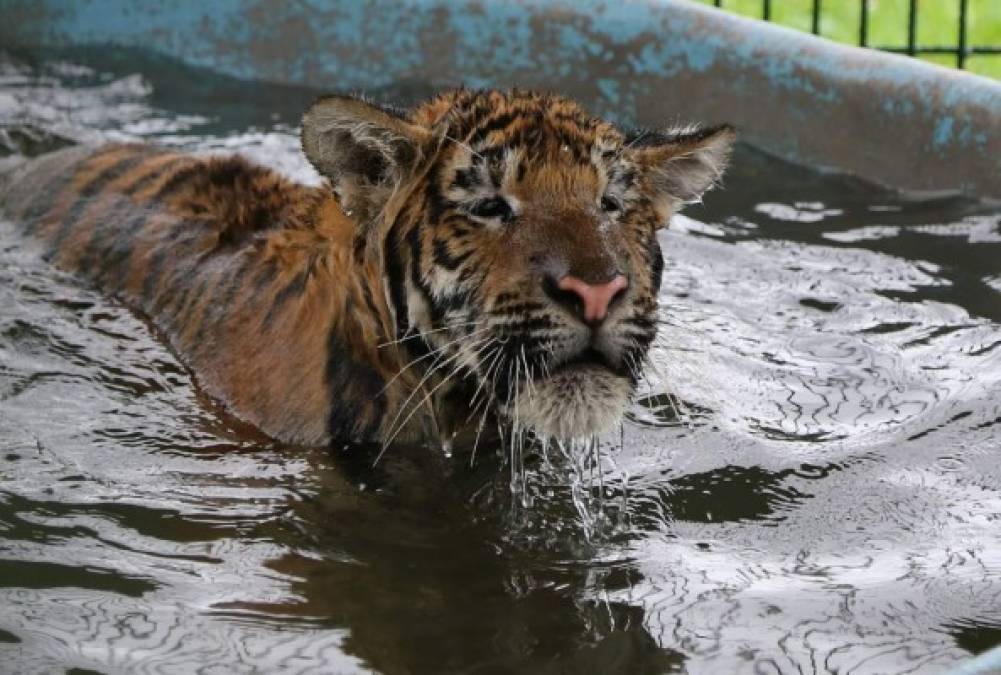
[1,49,1000,674]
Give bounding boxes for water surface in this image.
[1,49,1000,674]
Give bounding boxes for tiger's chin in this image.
[504,364,634,442]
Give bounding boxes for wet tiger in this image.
[0,89,733,448]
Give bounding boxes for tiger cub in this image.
[0,89,733,447]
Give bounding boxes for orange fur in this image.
[1,89,733,446]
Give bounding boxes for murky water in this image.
[1,49,1000,674]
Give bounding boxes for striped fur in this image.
[0,89,733,447]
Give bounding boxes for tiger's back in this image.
[2,143,397,444]
[1,89,734,449]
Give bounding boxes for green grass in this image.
[694,0,1001,79]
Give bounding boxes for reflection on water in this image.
[1,49,1000,674]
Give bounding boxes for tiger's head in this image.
[302,90,733,443]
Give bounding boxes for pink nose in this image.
[556,274,629,324]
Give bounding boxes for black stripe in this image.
[262,268,309,329]
[407,226,441,325]
[491,301,544,314]
[173,254,269,347]
[76,194,137,285]
[435,288,472,314]
[450,167,481,192]
[504,124,541,154]
[123,156,188,197]
[163,270,211,331]
[140,224,192,308]
[432,237,471,271]
[45,149,154,260]
[487,157,504,189]
[493,292,518,304]
[623,315,656,332]
[646,231,664,292]
[326,328,387,442]
[94,207,152,292]
[384,221,434,385]
[468,111,521,145]
[77,161,179,283]
[16,150,99,230]
[149,162,202,202]
[424,179,451,226]
[189,255,251,353]
[384,222,410,337]
[190,252,247,330]
[410,226,476,323]
[150,241,201,315]
[360,282,382,332]
[554,131,587,162]
[92,157,189,292]
[497,316,555,332]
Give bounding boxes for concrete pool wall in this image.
[2,0,1000,199]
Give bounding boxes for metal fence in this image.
[709,0,1001,70]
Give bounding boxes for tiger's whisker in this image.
[377,326,494,397]
[377,320,481,348]
[378,336,495,455]
[377,341,481,456]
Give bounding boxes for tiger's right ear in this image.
[301,95,430,220]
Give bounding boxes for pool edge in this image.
[1,0,999,198]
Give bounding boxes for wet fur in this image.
[0,89,733,447]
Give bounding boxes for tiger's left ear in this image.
[301,95,431,221]
[630,124,736,205]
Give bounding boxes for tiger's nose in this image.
[550,274,629,325]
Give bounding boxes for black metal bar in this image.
[907,0,918,56]
[958,0,968,69]
[860,0,869,47]
[876,45,1001,55]
[707,0,1001,71]
[878,46,944,54]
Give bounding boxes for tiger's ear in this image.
[301,95,430,220]
[630,124,735,205]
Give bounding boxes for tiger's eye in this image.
[470,197,514,223]
[600,195,622,213]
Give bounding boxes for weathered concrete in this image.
[1,0,999,197]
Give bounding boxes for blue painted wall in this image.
[2,0,999,196]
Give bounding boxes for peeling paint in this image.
[0,0,998,196]
[933,116,955,148]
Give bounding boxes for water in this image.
[1,49,1000,674]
